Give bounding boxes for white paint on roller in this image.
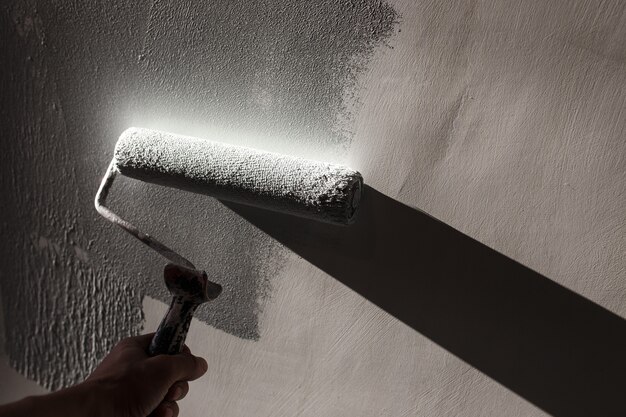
[114,128,363,225]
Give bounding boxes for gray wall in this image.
[1,0,625,416]
[0,0,397,388]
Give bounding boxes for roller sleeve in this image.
[113,127,363,225]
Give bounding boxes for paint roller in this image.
[95,127,363,355]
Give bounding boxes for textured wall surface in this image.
[0,0,396,388]
[1,0,626,416]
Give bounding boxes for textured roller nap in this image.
[114,128,363,224]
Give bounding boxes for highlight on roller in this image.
[95,127,363,267]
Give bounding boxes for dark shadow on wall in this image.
[225,185,626,417]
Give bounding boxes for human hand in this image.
[85,333,208,417]
[0,333,207,417]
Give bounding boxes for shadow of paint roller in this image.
[95,127,363,355]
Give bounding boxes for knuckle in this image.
[168,401,180,417]
[176,381,189,399]
[153,355,176,375]
[176,353,194,371]
[137,360,153,376]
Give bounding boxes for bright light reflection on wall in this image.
[126,111,351,167]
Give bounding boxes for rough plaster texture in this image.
[1,0,626,416]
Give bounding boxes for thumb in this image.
[147,352,208,383]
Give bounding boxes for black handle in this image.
[148,295,198,356]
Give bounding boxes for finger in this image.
[148,352,208,382]
[112,334,152,356]
[182,345,191,354]
[152,401,179,417]
[164,381,189,401]
[133,332,157,349]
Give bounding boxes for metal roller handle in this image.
[148,296,199,355]
[148,264,222,356]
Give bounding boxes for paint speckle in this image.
[73,244,90,264]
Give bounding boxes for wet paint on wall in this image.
[0,0,398,389]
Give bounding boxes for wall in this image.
[0,0,398,388]
[1,1,625,416]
